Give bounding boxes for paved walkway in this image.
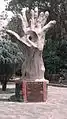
[0,84,67,119]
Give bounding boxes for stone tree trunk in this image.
[6,7,56,82]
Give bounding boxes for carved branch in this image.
[21,8,28,31]
[6,30,38,48]
[41,20,56,32]
[34,7,38,19]
[18,13,27,33]
[6,30,31,47]
[21,8,28,27]
[31,9,35,29]
[42,11,49,27]
[34,7,38,26]
[6,30,21,40]
[38,12,44,23]
[27,39,37,48]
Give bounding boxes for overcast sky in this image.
[0,0,13,28]
[0,0,12,14]
[0,0,6,13]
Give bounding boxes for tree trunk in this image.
[2,80,7,91]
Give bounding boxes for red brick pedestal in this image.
[22,80,48,102]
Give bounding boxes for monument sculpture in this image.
[6,7,56,82]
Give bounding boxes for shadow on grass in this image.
[0,89,24,102]
[0,98,9,102]
[0,88,15,94]
[9,95,24,102]
[0,94,24,102]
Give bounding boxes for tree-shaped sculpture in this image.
[6,7,56,81]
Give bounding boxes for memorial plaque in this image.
[22,81,47,102]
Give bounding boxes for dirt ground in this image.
[0,84,67,119]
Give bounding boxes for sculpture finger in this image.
[38,12,44,26]
[41,11,49,27]
[6,30,31,47]
[27,39,37,48]
[21,37,32,47]
[18,13,26,33]
[6,30,21,40]
[34,7,38,26]
[41,20,56,32]
[30,9,35,29]
[37,12,44,29]
[21,8,28,31]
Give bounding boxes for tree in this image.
[57,39,67,69]
[0,39,24,90]
[43,39,61,74]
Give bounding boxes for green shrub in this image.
[0,39,24,90]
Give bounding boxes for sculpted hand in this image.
[6,7,56,51]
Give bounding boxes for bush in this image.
[0,39,24,90]
[43,39,60,74]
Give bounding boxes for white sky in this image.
[0,0,13,28]
[0,0,7,13]
[0,0,12,14]
[0,0,5,12]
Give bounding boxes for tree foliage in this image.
[43,38,67,74]
[0,39,24,76]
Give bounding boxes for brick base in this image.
[22,80,48,102]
